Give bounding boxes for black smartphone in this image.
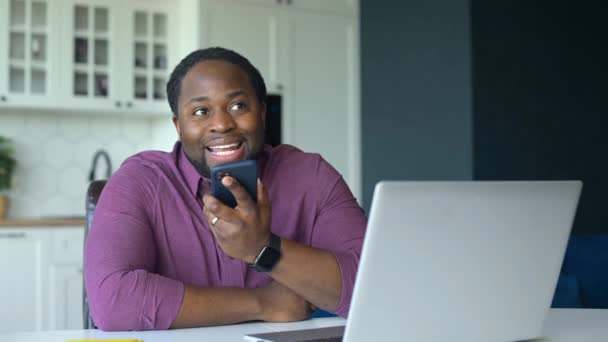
[210,160,258,208]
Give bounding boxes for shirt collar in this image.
[174,141,204,198]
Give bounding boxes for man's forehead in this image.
[185,60,249,84]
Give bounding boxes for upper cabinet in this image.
[61,0,173,115]
[205,0,285,93]
[0,0,56,107]
[288,0,357,16]
[0,0,175,116]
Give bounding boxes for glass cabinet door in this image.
[72,4,110,99]
[4,0,49,96]
[132,10,168,103]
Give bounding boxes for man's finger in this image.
[202,193,238,226]
[222,176,255,209]
[257,178,270,210]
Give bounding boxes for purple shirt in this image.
[84,142,366,331]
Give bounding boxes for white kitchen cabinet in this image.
[0,0,175,116]
[201,0,361,201]
[288,0,357,16]
[0,0,59,108]
[0,229,48,333]
[48,228,84,330]
[206,0,286,93]
[284,10,361,199]
[61,0,174,115]
[0,227,84,333]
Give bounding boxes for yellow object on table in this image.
[66,340,143,342]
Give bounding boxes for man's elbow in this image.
[90,303,142,331]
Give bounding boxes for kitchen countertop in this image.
[0,218,85,227]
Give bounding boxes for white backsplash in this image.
[0,112,177,218]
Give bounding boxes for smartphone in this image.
[210,160,258,208]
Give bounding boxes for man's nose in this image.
[209,109,236,133]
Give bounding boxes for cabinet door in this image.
[0,229,48,333]
[284,11,361,200]
[205,0,284,93]
[0,0,8,98]
[48,228,84,330]
[63,0,116,111]
[48,265,83,330]
[0,0,54,107]
[288,0,357,16]
[123,1,173,114]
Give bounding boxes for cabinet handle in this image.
[115,101,122,108]
[287,0,292,4]
[0,95,6,102]
[277,84,284,91]
[126,101,133,108]
[0,232,26,239]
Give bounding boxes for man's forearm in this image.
[170,285,261,328]
[269,239,342,312]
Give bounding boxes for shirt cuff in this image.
[332,249,360,318]
[138,273,185,330]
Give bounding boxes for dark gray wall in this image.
[361,0,474,211]
[472,1,608,234]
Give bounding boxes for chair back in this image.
[83,180,106,329]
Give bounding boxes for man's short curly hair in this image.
[166,47,267,116]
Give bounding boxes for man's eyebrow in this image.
[188,96,209,104]
[226,90,245,99]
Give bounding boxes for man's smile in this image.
[205,141,246,164]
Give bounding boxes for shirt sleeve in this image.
[310,157,367,318]
[84,158,184,331]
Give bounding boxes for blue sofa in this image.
[552,234,608,308]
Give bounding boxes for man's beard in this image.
[186,146,262,178]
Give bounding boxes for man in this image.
[84,47,366,331]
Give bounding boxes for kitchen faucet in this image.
[88,150,112,181]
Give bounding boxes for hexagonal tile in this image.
[20,166,58,201]
[57,115,90,143]
[43,137,74,169]
[8,195,41,218]
[10,139,37,169]
[73,137,107,175]
[106,139,137,170]
[57,166,88,199]
[119,117,153,145]
[88,117,120,144]
[0,114,25,139]
[40,195,75,217]
[23,113,59,141]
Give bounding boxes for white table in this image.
[1,309,606,341]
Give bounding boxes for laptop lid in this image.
[343,181,581,342]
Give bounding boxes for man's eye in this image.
[193,108,208,116]
[229,103,246,112]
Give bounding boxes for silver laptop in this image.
[245,181,582,342]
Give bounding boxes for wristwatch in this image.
[251,232,282,272]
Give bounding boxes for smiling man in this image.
[84,47,366,331]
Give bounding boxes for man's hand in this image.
[253,281,314,322]
[202,177,271,263]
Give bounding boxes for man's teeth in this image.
[208,143,240,155]
[211,143,239,150]
[211,149,238,156]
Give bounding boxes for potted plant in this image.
[0,136,16,219]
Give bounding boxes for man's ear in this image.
[172,115,181,139]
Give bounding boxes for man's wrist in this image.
[250,232,282,272]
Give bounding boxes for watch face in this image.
[257,246,281,271]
